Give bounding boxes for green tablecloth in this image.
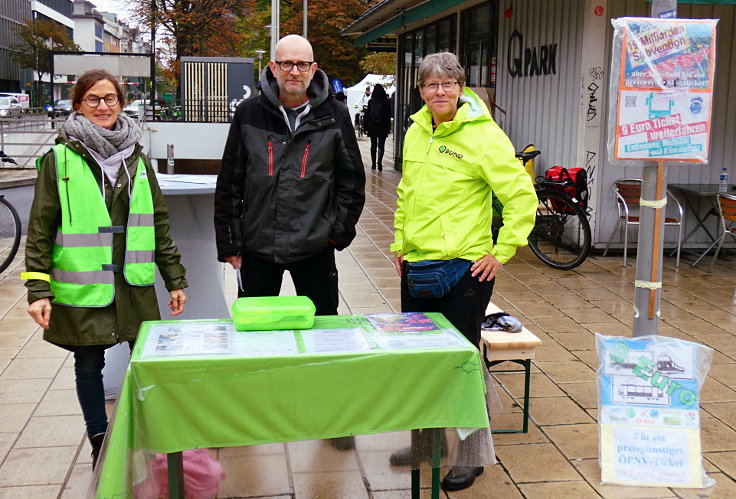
[95,313,490,497]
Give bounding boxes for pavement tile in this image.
[0,485,64,498]
[535,360,597,383]
[495,443,581,483]
[704,451,736,478]
[543,423,599,459]
[572,458,676,498]
[0,446,77,486]
[528,396,595,426]
[701,416,736,452]
[493,372,565,399]
[671,473,736,498]
[217,452,291,497]
[558,382,599,409]
[518,480,600,498]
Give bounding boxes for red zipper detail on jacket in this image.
[300,141,311,178]
[267,140,274,176]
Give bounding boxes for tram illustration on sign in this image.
[603,344,694,380]
[613,377,670,406]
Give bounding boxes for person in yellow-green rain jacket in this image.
[389,52,537,491]
[22,69,187,469]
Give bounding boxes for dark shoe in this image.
[89,433,105,469]
[378,165,383,171]
[441,466,483,491]
[328,436,355,450]
[371,164,376,170]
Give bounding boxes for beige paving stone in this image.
[581,321,629,336]
[0,378,51,404]
[572,458,676,498]
[536,340,579,361]
[493,372,564,399]
[58,463,93,499]
[708,363,736,386]
[518,480,600,498]
[33,389,82,416]
[548,331,597,351]
[15,340,69,359]
[543,423,599,459]
[287,439,360,473]
[509,301,566,319]
[494,442,581,482]
[0,356,64,380]
[490,415,548,445]
[701,416,736,452]
[531,316,585,333]
[558,382,599,409]
[573,349,602,370]
[292,470,369,498]
[529,396,595,426]
[702,402,736,428]
[14,415,84,448]
[49,367,76,391]
[565,307,615,324]
[216,453,291,498]
[0,446,77,486]
[535,360,596,383]
[0,485,64,498]
[704,451,736,478]
[671,473,736,498]
[0,404,34,433]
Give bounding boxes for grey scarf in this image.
[62,111,141,159]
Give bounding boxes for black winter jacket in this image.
[215,67,365,264]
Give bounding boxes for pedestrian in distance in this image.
[23,68,188,469]
[214,34,365,449]
[364,83,392,171]
[389,52,537,491]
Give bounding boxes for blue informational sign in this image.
[331,78,344,94]
[596,334,713,488]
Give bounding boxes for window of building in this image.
[95,23,103,38]
[461,1,497,88]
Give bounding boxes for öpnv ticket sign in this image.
[595,334,713,488]
[611,18,717,162]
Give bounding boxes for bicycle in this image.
[0,194,21,273]
[493,149,591,270]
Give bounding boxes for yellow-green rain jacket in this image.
[391,87,537,264]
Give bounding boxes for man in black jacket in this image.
[215,34,365,319]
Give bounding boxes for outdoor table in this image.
[668,183,736,266]
[93,313,492,499]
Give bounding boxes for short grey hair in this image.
[417,52,466,87]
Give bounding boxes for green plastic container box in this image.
[231,296,316,331]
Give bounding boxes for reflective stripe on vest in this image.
[124,162,156,285]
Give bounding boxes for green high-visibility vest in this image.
[45,144,156,307]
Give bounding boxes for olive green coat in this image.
[25,137,187,347]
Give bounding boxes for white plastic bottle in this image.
[719,167,729,193]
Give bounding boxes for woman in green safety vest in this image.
[22,69,188,469]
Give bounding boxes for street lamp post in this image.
[255,49,266,77]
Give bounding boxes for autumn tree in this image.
[281,0,368,86]
[11,19,80,104]
[360,52,395,76]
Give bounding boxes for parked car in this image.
[0,97,23,118]
[123,98,166,118]
[48,99,73,118]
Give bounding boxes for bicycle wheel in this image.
[528,189,591,270]
[0,196,21,274]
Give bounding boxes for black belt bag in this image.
[406,258,471,298]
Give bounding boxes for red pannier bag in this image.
[543,166,589,213]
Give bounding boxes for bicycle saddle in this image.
[515,150,541,162]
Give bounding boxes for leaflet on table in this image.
[143,322,234,357]
[595,334,713,488]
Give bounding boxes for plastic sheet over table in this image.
[90,313,497,497]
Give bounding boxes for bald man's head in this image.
[269,34,318,107]
[274,34,314,61]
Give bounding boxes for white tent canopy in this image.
[345,74,394,125]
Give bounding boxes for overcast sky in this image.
[92,0,133,20]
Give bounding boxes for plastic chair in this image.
[708,193,736,272]
[603,178,683,267]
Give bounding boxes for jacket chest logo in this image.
[438,145,464,160]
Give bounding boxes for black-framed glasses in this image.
[275,60,314,72]
[421,81,459,93]
[83,94,119,107]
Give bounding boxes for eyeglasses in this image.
[275,60,314,72]
[421,81,459,93]
[82,94,119,108]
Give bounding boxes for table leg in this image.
[431,428,441,499]
[522,359,531,434]
[167,452,184,499]
[411,430,420,499]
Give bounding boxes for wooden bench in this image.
[480,302,542,434]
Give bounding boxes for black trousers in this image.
[401,265,494,347]
[239,246,339,316]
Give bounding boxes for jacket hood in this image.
[260,66,330,110]
[410,87,492,135]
